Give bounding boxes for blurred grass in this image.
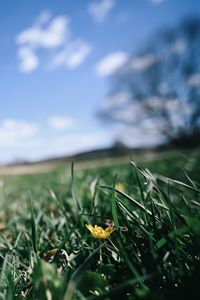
[0,149,200,299]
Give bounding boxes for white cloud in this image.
[103,92,130,108]
[50,40,92,69]
[16,12,91,72]
[49,116,74,130]
[130,54,157,71]
[88,0,115,23]
[108,100,154,124]
[16,15,69,49]
[187,73,200,87]
[108,96,191,140]
[0,119,40,146]
[35,10,52,25]
[65,42,92,69]
[118,125,162,147]
[17,47,39,72]
[49,131,111,155]
[96,51,128,77]
[110,104,137,123]
[171,38,186,54]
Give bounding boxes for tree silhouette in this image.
[100,18,200,148]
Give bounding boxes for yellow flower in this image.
[116,182,125,192]
[86,224,115,239]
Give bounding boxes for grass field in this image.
[0,149,200,299]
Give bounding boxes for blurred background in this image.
[0,0,200,165]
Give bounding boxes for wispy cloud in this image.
[16,15,69,49]
[88,0,115,23]
[171,38,187,54]
[16,11,91,72]
[49,115,74,130]
[50,40,92,70]
[48,131,111,156]
[130,54,158,71]
[96,51,128,77]
[17,47,39,72]
[103,92,130,109]
[0,119,40,146]
[117,124,162,148]
[35,10,52,26]
[187,73,200,87]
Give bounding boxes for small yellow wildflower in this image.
[86,224,115,239]
[116,182,125,192]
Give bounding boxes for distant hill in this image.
[5,144,155,167]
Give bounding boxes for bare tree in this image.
[100,18,200,148]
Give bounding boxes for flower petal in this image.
[86,224,94,233]
[86,224,115,239]
[105,226,115,233]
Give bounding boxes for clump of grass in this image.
[0,153,200,299]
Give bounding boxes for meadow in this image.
[0,149,200,299]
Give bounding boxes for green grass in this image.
[0,150,200,299]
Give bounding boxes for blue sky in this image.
[0,0,199,163]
